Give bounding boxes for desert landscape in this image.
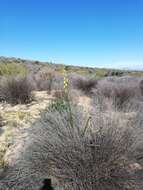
[1,0,143,189]
[0,57,143,189]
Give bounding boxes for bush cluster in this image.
[0,65,65,105]
[96,79,140,110]
[105,70,123,77]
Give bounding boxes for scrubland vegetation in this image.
[0,57,143,189]
[0,62,27,76]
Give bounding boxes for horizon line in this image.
[0,55,143,72]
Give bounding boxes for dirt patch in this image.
[0,91,53,173]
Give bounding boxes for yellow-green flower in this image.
[63,67,69,93]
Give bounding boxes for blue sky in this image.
[0,0,143,70]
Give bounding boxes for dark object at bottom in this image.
[40,178,54,190]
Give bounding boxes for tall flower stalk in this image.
[62,67,74,128]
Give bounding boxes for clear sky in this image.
[0,0,143,70]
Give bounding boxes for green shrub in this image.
[48,99,69,112]
[0,63,27,76]
[105,70,123,77]
[95,69,108,77]
[34,61,40,64]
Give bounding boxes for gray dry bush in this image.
[140,80,143,96]
[0,114,3,128]
[96,77,141,110]
[0,101,4,136]
[1,104,143,190]
[0,75,34,105]
[34,69,64,93]
[72,76,98,95]
[52,89,67,100]
[34,69,55,92]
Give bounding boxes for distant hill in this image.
[0,56,143,77]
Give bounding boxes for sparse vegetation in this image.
[0,56,143,189]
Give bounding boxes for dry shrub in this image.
[96,79,140,110]
[34,69,64,94]
[34,69,55,92]
[0,76,33,105]
[0,115,3,128]
[73,76,98,95]
[96,80,115,98]
[113,84,137,109]
[68,89,84,105]
[140,80,143,96]
[52,89,80,102]
[4,107,140,190]
[39,108,143,189]
[52,90,67,100]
